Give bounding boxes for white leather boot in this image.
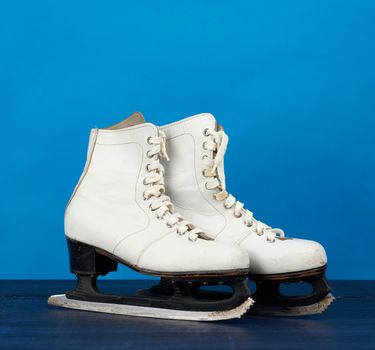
[161,113,334,316]
[48,113,253,321]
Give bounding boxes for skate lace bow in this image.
[144,130,208,242]
[203,128,285,243]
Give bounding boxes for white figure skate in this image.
[48,113,253,321]
[161,113,334,316]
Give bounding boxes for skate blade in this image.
[249,293,335,317]
[48,294,254,321]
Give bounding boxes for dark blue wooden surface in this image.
[0,280,374,350]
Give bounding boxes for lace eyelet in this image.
[146,164,151,172]
[143,178,148,185]
[147,136,153,145]
[202,142,207,150]
[202,155,208,160]
[205,182,210,190]
[149,203,154,211]
[146,151,153,158]
[234,212,242,218]
[203,128,210,136]
[202,170,207,177]
[166,223,173,228]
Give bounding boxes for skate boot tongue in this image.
[106,112,146,130]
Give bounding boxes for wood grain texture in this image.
[0,280,374,350]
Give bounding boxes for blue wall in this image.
[1,0,374,279]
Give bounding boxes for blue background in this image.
[1,1,374,279]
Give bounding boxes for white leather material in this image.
[65,119,250,274]
[131,233,248,273]
[240,236,327,275]
[165,134,226,233]
[162,114,328,275]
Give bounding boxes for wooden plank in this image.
[0,280,374,350]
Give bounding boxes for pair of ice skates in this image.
[49,112,334,321]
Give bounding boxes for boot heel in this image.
[66,238,118,276]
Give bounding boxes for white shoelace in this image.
[143,130,207,242]
[203,128,285,243]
